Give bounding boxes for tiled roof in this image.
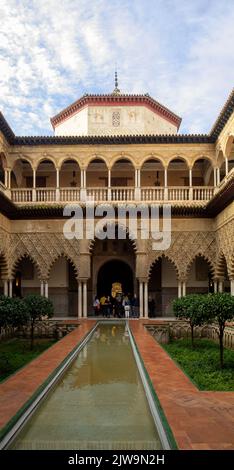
[12,133,212,145]
[0,112,15,144]
[210,88,234,139]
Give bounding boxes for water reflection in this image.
[10,323,162,450]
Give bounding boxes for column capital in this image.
[137,277,148,284]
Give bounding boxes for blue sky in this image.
[0,0,234,135]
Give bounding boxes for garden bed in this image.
[0,338,57,382]
[163,338,234,391]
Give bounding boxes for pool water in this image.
[10,323,162,450]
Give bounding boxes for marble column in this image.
[4,280,8,296]
[178,280,182,298]
[78,281,82,318]
[139,281,143,318]
[144,282,148,318]
[83,281,87,318]
[44,281,48,298]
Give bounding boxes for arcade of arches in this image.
[0,90,234,318]
[0,221,233,317]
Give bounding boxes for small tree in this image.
[202,293,234,368]
[7,297,29,329]
[24,295,54,349]
[173,294,207,347]
[0,296,12,334]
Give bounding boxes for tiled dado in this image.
[130,320,234,450]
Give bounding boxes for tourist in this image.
[100,295,107,316]
[123,295,131,318]
[131,294,139,318]
[93,296,100,316]
[105,296,112,317]
[115,293,123,318]
[148,297,156,317]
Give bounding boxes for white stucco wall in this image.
[54,107,88,136]
[54,105,177,136]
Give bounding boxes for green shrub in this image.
[173,294,208,347]
[24,295,54,349]
[202,293,234,368]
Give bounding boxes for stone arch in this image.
[47,252,79,280]
[59,158,81,188]
[167,156,189,187]
[11,158,34,188]
[85,154,109,168]
[88,222,138,254]
[35,158,57,188]
[86,157,108,189]
[230,253,234,278]
[13,156,34,170]
[58,157,81,171]
[140,157,165,187]
[148,253,179,279]
[140,154,166,169]
[35,156,57,170]
[110,154,136,169]
[11,253,42,280]
[96,258,134,298]
[192,155,215,168]
[185,253,215,281]
[0,252,9,279]
[0,152,8,184]
[167,154,190,168]
[191,157,214,186]
[148,254,179,317]
[215,252,229,278]
[224,134,234,158]
[216,149,225,168]
[0,152,8,169]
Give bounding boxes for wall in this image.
[54,107,88,136]
[54,105,177,137]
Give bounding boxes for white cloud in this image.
[0,0,233,134]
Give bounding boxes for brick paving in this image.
[0,320,95,431]
[0,318,233,449]
[130,320,234,450]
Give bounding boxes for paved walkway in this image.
[0,320,95,431]
[130,320,234,450]
[0,318,233,449]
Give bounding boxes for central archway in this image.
[97,260,134,298]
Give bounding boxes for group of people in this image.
[93,293,139,318]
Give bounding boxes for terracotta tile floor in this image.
[130,320,234,450]
[0,318,233,450]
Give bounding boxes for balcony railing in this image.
[7,185,218,204]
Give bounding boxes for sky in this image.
[0,0,234,136]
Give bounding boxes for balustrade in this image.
[192,187,214,201]
[86,187,108,201]
[36,188,56,202]
[60,187,80,202]
[11,188,33,203]
[111,187,135,201]
[8,184,220,204]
